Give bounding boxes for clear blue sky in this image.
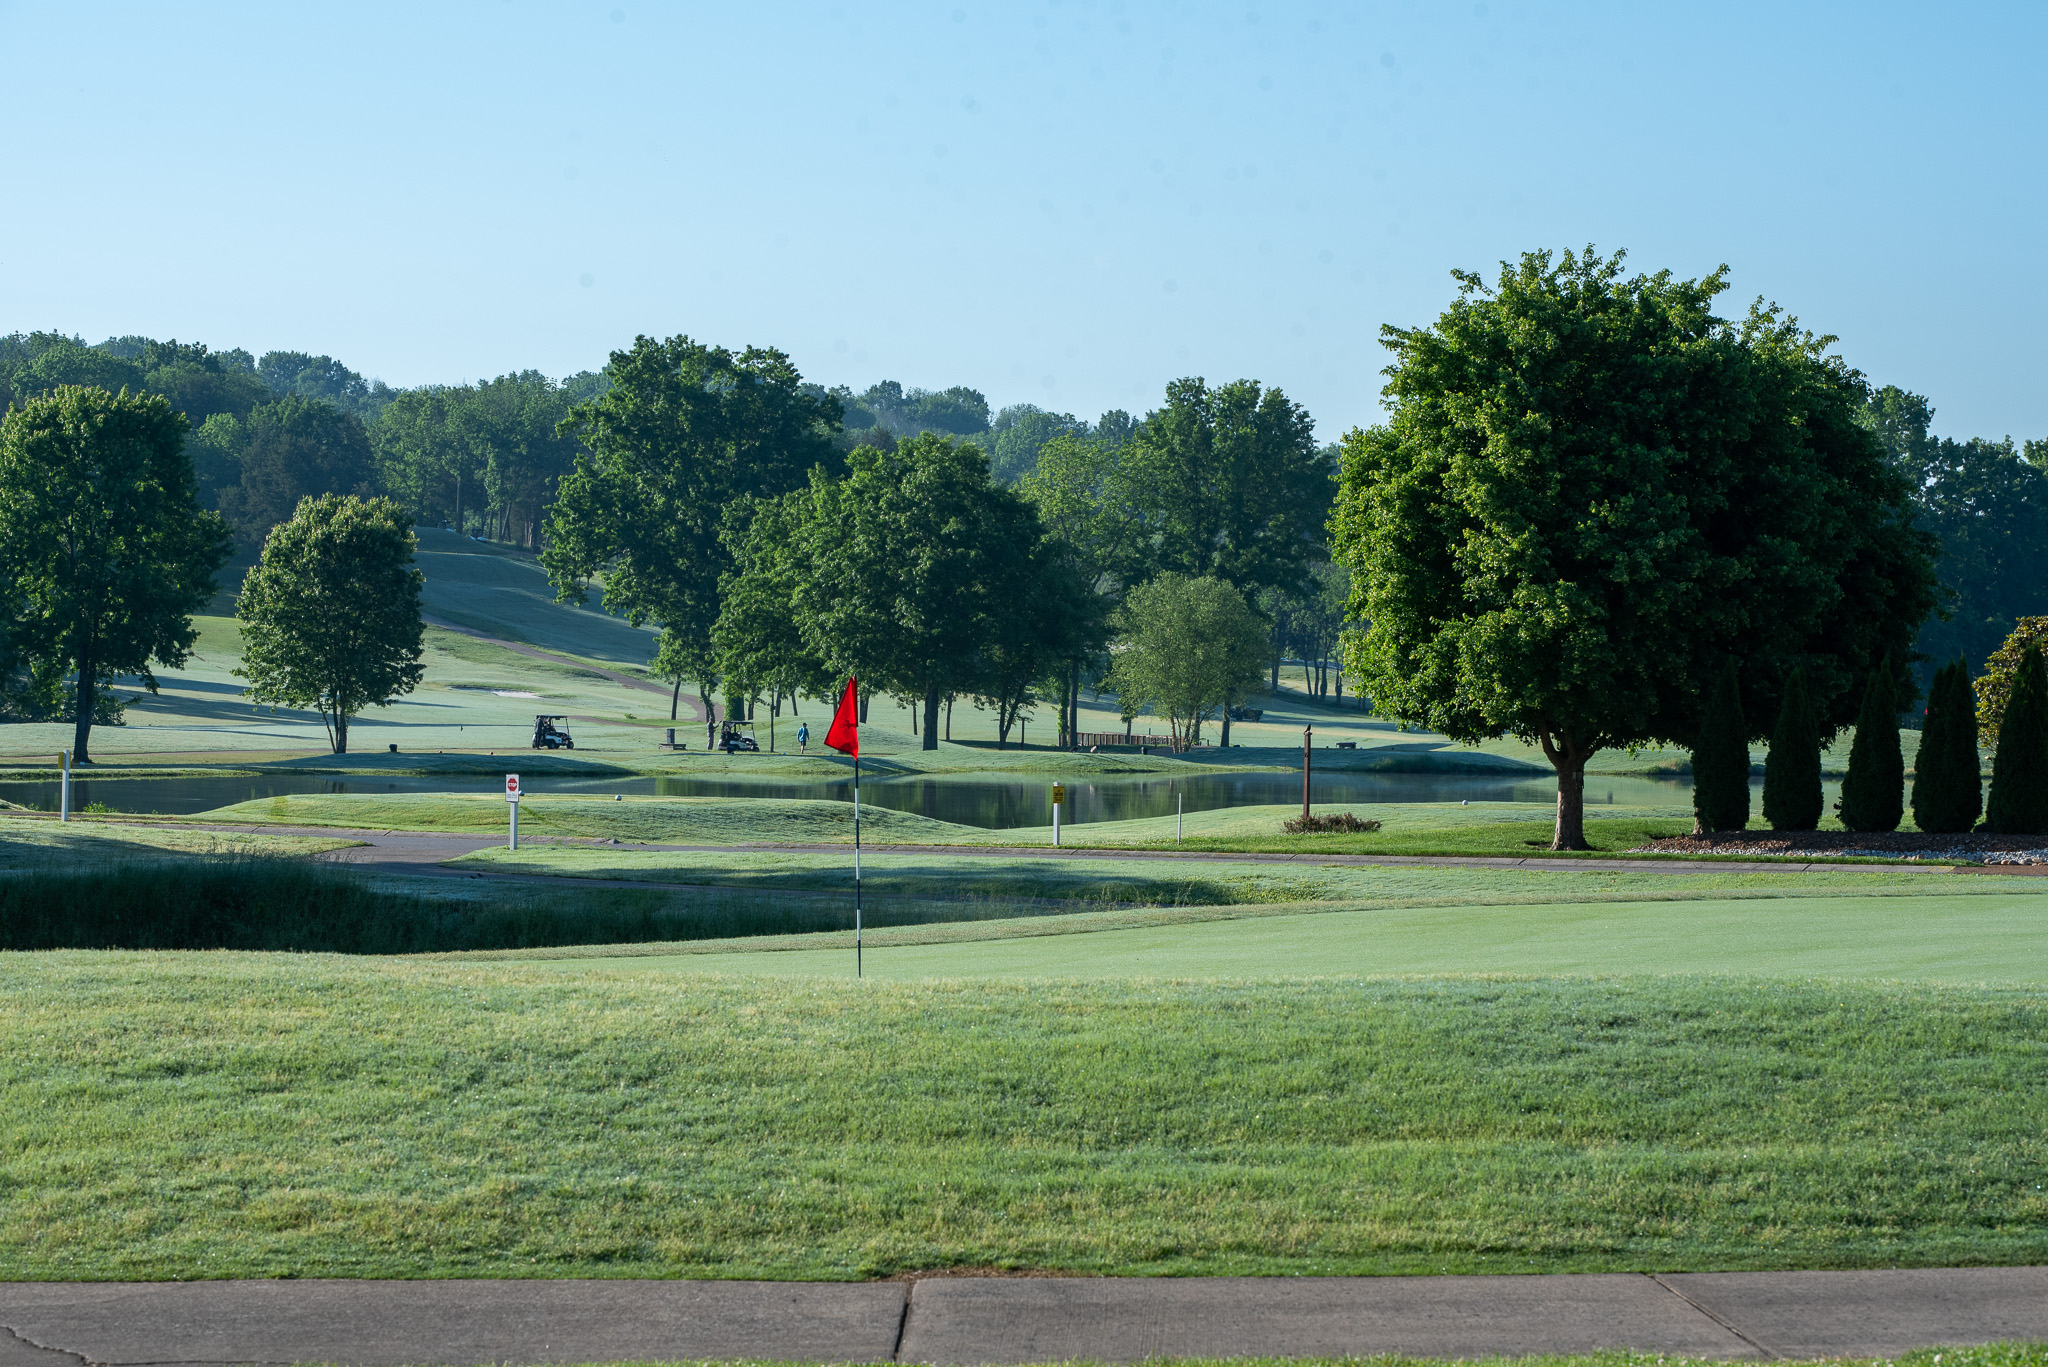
[2,1,2041,442]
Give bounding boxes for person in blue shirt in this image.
[796,721,810,754]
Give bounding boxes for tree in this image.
[1105,574,1268,752]
[791,435,1041,750]
[1020,432,1148,745]
[1972,616,2048,738]
[461,372,580,547]
[1862,386,2048,683]
[986,404,1089,484]
[1763,669,1823,832]
[1838,654,1904,833]
[1912,659,1982,834]
[235,495,425,755]
[0,387,230,762]
[216,396,376,543]
[374,385,482,531]
[974,547,1102,748]
[258,351,396,420]
[651,627,715,725]
[1334,247,1939,849]
[1984,644,2048,834]
[543,335,839,668]
[1691,662,1750,833]
[16,341,145,397]
[1122,376,1330,601]
[712,491,832,736]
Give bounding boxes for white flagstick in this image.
[853,753,862,978]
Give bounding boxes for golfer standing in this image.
[797,721,810,754]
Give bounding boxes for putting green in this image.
[536,890,2048,982]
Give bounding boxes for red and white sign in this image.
[506,773,521,799]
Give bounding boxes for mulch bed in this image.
[1636,829,2048,864]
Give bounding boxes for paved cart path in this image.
[0,1267,2043,1365]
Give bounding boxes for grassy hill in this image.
[410,529,658,664]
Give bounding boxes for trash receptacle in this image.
[665,727,675,748]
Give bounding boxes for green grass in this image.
[452,844,1964,909]
[0,817,357,864]
[197,792,982,841]
[2,962,2044,1279]
[522,888,2048,982]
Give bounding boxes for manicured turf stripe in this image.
[533,892,2048,982]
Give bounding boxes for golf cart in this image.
[532,715,575,750]
[719,719,760,753]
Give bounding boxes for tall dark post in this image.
[1302,725,1313,819]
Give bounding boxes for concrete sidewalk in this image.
[0,1268,2043,1365]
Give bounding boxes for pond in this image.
[0,768,1700,828]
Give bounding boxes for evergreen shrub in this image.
[1690,661,1750,833]
[1762,668,1822,831]
[1985,644,2048,834]
[1838,654,1903,833]
[1912,659,1983,834]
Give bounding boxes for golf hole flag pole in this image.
[825,677,862,977]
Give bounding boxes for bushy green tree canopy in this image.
[1334,247,1938,848]
[788,435,1042,750]
[543,336,839,659]
[1121,377,1329,601]
[235,494,424,755]
[1105,573,1267,752]
[0,386,229,762]
[216,396,375,543]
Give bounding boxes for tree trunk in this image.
[922,685,941,752]
[334,709,350,755]
[945,695,953,741]
[670,678,681,722]
[1538,729,1594,850]
[1220,701,1233,748]
[858,689,869,723]
[70,649,95,764]
[1067,665,1079,749]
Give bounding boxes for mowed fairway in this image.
[533,887,2048,982]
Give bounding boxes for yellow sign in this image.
[1052,785,1067,804]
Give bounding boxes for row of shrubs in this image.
[1692,643,2048,835]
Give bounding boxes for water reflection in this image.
[0,769,1694,827]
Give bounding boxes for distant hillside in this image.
[412,530,656,666]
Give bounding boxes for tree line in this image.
[541,337,1337,752]
[4,262,2045,785]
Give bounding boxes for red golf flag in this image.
[825,677,859,757]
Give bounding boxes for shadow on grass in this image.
[0,856,1215,954]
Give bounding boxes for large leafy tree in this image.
[461,372,579,547]
[216,396,376,544]
[543,336,840,659]
[792,434,1041,750]
[712,491,833,723]
[1019,432,1149,744]
[1104,573,1268,752]
[1863,385,2048,680]
[1121,377,1331,600]
[373,385,483,530]
[1335,247,1938,849]
[235,494,425,754]
[0,386,230,762]
[973,544,1104,748]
